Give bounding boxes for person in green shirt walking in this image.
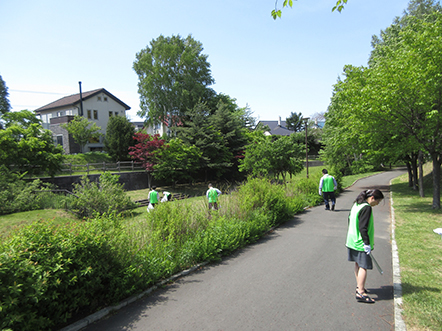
[206,183,222,210]
[148,186,160,208]
[318,169,338,211]
[346,189,384,304]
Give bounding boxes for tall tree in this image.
[210,95,253,179]
[285,111,304,132]
[61,115,102,153]
[176,102,232,181]
[133,34,214,127]
[0,75,11,130]
[104,116,135,161]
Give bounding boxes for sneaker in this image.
[331,204,335,211]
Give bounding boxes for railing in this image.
[60,161,144,175]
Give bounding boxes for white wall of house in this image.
[38,92,128,153]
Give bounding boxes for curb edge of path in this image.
[390,179,407,331]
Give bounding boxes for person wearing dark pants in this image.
[319,169,337,210]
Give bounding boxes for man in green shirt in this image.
[148,186,159,208]
[319,169,337,211]
[206,183,222,210]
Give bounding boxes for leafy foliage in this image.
[0,165,57,215]
[285,111,304,132]
[69,173,136,218]
[0,116,64,176]
[239,134,304,182]
[61,115,102,153]
[153,138,202,185]
[0,74,10,119]
[133,34,214,125]
[104,115,135,161]
[128,133,165,172]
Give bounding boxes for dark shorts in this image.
[347,247,373,270]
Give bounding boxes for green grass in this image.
[0,209,77,238]
[391,164,442,331]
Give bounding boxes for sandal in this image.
[356,291,375,303]
[356,287,370,294]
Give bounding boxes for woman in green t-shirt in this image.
[346,189,384,304]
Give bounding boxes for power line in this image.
[10,89,70,95]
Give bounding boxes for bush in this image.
[0,165,58,215]
[0,214,152,331]
[68,173,136,218]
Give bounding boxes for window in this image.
[93,110,98,120]
[87,110,92,119]
[97,96,102,101]
[114,112,118,116]
[56,135,63,146]
[109,111,113,118]
[104,97,108,102]
[89,136,99,143]
[56,111,64,117]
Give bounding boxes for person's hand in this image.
[363,244,371,255]
[319,190,322,196]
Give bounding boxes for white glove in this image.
[363,244,371,255]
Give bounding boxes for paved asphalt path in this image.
[83,169,406,331]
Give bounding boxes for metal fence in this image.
[61,161,144,175]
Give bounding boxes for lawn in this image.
[391,163,442,330]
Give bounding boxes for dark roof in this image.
[34,88,131,113]
[257,120,293,136]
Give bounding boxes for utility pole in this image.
[302,117,310,178]
[78,81,84,117]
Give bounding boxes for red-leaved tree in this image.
[129,133,165,188]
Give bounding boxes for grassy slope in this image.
[391,164,442,330]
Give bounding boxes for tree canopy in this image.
[61,115,102,153]
[0,111,64,176]
[322,1,442,208]
[133,34,214,126]
[104,115,135,161]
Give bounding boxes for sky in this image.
[1,0,412,123]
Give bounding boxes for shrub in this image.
[0,215,152,331]
[68,173,136,218]
[0,165,57,215]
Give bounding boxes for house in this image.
[256,116,293,136]
[35,88,130,154]
[131,121,169,136]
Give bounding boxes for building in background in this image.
[35,88,130,153]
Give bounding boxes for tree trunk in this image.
[147,172,152,189]
[411,153,418,191]
[431,152,441,209]
[406,160,413,188]
[418,150,424,198]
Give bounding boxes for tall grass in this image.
[0,174,323,330]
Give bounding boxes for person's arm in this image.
[216,188,222,196]
[333,177,337,191]
[319,177,323,195]
[358,205,372,245]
